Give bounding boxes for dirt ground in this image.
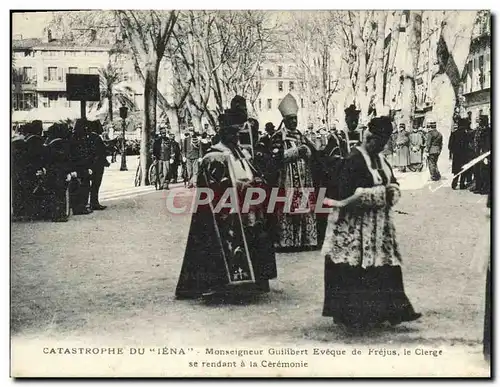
[10,184,490,374]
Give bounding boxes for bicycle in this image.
[134,156,164,189]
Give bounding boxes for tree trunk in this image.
[384,11,402,108]
[140,62,159,186]
[165,106,179,135]
[375,11,387,113]
[108,89,113,123]
[401,11,422,126]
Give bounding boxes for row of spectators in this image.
[12,119,110,222]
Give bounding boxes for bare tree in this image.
[116,10,178,185]
[285,11,343,128]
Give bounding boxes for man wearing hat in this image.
[424,117,443,181]
[69,119,93,215]
[448,118,471,189]
[175,95,277,300]
[272,93,319,251]
[152,127,171,189]
[393,123,410,172]
[344,104,362,149]
[44,123,74,222]
[23,120,48,219]
[408,121,425,172]
[182,130,202,188]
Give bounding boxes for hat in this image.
[344,104,360,117]
[399,123,406,129]
[230,95,247,116]
[278,94,298,118]
[265,122,275,132]
[368,116,393,140]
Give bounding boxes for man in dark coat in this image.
[424,119,443,181]
[23,120,47,219]
[152,129,171,190]
[44,123,73,222]
[88,120,110,210]
[167,132,181,183]
[12,125,28,219]
[70,119,93,215]
[448,118,470,190]
[473,115,491,195]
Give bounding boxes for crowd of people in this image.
[176,94,427,331]
[175,93,491,341]
[12,118,110,222]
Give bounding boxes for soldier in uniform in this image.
[44,123,73,222]
[152,128,171,190]
[393,123,410,172]
[88,120,110,210]
[424,118,443,181]
[408,122,425,172]
[182,130,203,188]
[69,119,93,215]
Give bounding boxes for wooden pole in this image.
[80,101,86,120]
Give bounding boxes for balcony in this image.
[11,74,37,92]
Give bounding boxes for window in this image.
[68,67,78,74]
[266,68,273,77]
[267,99,272,110]
[48,93,58,107]
[278,65,283,77]
[13,93,37,111]
[478,55,484,89]
[258,99,262,111]
[301,98,304,108]
[22,67,35,83]
[289,81,294,91]
[47,67,57,81]
[88,67,99,75]
[484,53,490,88]
[278,81,283,92]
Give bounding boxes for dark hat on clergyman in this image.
[265,122,275,132]
[368,116,393,140]
[30,120,43,136]
[230,95,248,116]
[458,118,469,129]
[344,104,360,117]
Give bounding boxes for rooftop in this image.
[12,38,113,51]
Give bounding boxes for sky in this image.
[12,11,54,39]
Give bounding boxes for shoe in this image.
[73,208,93,215]
[92,204,107,211]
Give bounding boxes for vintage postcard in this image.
[10,9,491,377]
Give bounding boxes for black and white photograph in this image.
[9,8,492,377]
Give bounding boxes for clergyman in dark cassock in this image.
[448,118,471,190]
[272,93,321,251]
[175,98,277,300]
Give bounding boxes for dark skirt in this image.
[175,210,277,300]
[323,259,420,328]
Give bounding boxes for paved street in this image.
[10,168,490,375]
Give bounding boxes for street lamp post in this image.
[119,105,128,171]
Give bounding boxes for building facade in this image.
[253,53,309,130]
[460,12,491,128]
[12,31,172,134]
